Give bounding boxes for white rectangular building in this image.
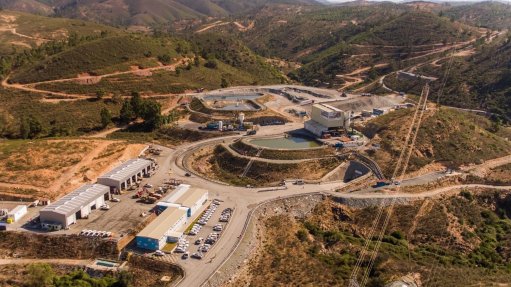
[7,205,27,223]
[39,184,110,229]
[97,158,154,191]
[136,206,188,250]
[157,184,208,217]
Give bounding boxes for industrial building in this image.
[305,103,350,137]
[136,206,188,250]
[6,205,27,223]
[97,158,154,191]
[157,184,208,217]
[39,184,110,229]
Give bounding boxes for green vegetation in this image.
[0,10,119,56]
[35,57,282,95]
[0,88,122,139]
[351,12,473,46]
[362,108,511,177]
[444,1,511,30]
[397,34,511,121]
[1,0,320,27]
[245,193,511,286]
[9,34,186,83]
[25,263,132,287]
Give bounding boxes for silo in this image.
[239,112,245,126]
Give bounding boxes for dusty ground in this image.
[0,139,145,200]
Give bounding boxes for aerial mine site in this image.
[0,1,510,287]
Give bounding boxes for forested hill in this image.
[0,0,322,26]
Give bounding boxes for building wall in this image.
[136,236,160,251]
[311,105,344,128]
[189,193,209,217]
[97,178,121,190]
[40,211,68,227]
[66,213,76,227]
[304,120,327,137]
[7,206,27,222]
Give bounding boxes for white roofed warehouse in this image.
[39,184,110,229]
[156,184,209,217]
[136,206,188,251]
[97,158,155,192]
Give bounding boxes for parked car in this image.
[191,252,203,259]
[111,198,120,202]
[182,252,189,259]
[144,184,153,188]
[154,250,165,256]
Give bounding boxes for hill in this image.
[9,34,186,83]
[360,108,511,178]
[444,1,511,30]
[0,0,52,15]
[289,10,476,87]
[385,34,511,120]
[0,10,119,56]
[350,11,474,46]
[6,31,285,94]
[212,3,408,61]
[0,0,322,27]
[236,192,511,286]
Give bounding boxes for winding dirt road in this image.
[1,58,189,98]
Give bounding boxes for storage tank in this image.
[238,113,245,126]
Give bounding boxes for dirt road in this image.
[1,58,189,98]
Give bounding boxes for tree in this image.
[130,92,143,117]
[157,54,171,65]
[120,100,134,123]
[20,116,43,139]
[113,271,133,287]
[27,263,54,287]
[194,55,200,67]
[100,107,112,128]
[205,59,218,69]
[19,117,30,139]
[111,93,122,104]
[221,77,229,88]
[139,100,163,130]
[96,89,105,100]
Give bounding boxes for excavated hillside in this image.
[360,107,511,178]
[234,190,511,286]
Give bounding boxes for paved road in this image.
[142,122,511,287]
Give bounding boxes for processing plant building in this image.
[136,206,188,250]
[97,158,154,191]
[305,103,350,137]
[39,184,110,229]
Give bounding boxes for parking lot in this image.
[158,201,233,263]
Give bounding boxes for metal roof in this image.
[173,188,208,208]
[137,207,187,240]
[98,158,153,182]
[161,184,190,203]
[40,184,110,217]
